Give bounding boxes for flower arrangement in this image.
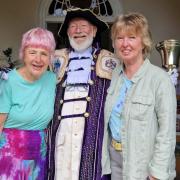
[0,47,14,69]
[3,48,14,68]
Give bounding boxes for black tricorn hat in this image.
[58,8,109,37]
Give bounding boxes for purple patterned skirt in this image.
[0,128,47,180]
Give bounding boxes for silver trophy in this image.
[156,39,180,85]
[156,39,180,70]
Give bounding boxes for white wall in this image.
[0,0,39,62]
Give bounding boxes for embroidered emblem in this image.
[96,49,120,80]
[53,57,61,76]
[105,58,117,70]
[49,48,69,83]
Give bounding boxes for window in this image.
[48,0,113,16]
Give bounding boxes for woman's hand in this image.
[0,113,7,135]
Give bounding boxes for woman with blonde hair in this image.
[102,12,176,180]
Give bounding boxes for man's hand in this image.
[0,70,8,80]
[0,67,11,80]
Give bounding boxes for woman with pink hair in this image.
[0,27,56,179]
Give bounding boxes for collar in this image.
[118,58,150,83]
[69,46,93,59]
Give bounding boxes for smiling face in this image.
[111,13,153,65]
[114,30,144,66]
[67,18,97,51]
[19,47,50,82]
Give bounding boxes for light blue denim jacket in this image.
[102,59,177,180]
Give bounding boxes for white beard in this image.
[68,34,94,52]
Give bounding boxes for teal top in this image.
[0,69,56,130]
[109,75,132,142]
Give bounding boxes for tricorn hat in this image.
[58,8,109,37]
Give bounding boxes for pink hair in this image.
[19,27,56,61]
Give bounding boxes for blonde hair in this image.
[111,12,153,59]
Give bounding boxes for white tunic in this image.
[55,48,93,180]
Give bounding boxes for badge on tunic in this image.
[50,49,69,83]
[96,49,120,80]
